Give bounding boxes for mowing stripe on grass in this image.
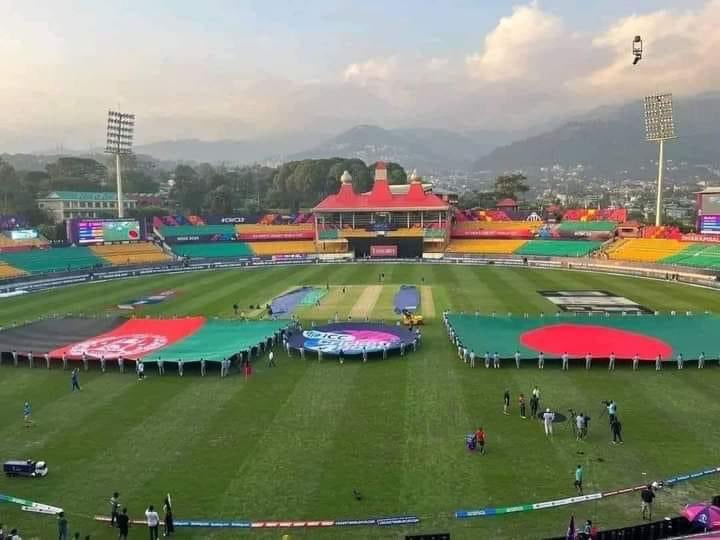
[349,285,382,319]
[420,285,436,318]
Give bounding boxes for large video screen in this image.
[700,215,720,235]
[701,194,720,216]
[77,219,141,244]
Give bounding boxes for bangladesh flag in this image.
[447,314,717,361]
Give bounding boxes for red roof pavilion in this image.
[313,162,449,212]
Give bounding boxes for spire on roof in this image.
[409,169,420,183]
[340,170,352,184]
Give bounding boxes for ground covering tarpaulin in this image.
[271,287,313,317]
[49,317,205,359]
[393,285,420,314]
[0,317,123,354]
[141,320,286,362]
[299,287,328,305]
[447,314,719,360]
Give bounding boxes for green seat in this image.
[171,242,253,258]
[662,244,720,268]
[514,240,602,257]
[160,225,236,238]
[0,247,106,274]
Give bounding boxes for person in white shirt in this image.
[543,409,555,436]
[493,352,500,369]
[676,353,684,370]
[608,352,616,372]
[632,353,639,371]
[100,354,106,373]
[585,353,592,370]
[200,358,206,376]
[61,353,67,370]
[484,351,490,369]
[561,352,569,371]
[655,354,662,371]
[145,504,160,540]
[469,350,476,368]
[515,350,521,369]
[178,359,183,377]
[267,350,276,367]
[118,356,125,373]
[137,360,145,380]
[537,352,544,369]
[44,352,50,369]
[12,349,18,367]
[82,352,88,371]
[158,359,164,375]
[698,352,705,369]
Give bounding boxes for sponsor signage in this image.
[205,215,261,225]
[76,219,141,244]
[237,231,314,241]
[682,232,720,243]
[288,322,417,355]
[370,245,398,257]
[452,228,533,239]
[698,215,720,235]
[539,290,653,314]
[9,229,39,240]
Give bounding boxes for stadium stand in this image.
[640,225,683,239]
[0,261,26,279]
[556,221,617,233]
[0,247,106,274]
[453,221,543,231]
[661,243,720,268]
[90,243,171,266]
[445,239,527,254]
[562,208,627,222]
[515,240,602,257]
[159,225,236,238]
[235,224,314,234]
[171,242,253,258]
[0,231,50,250]
[605,238,687,263]
[249,241,317,255]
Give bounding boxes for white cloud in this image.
[579,1,720,99]
[465,2,564,82]
[426,57,449,72]
[343,57,397,85]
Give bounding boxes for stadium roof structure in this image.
[313,162,449,213]
[40,191,128,202]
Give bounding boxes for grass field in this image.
[1,263,719,539]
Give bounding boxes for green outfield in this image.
[1,263,719,539]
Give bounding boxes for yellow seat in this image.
[445,239,527,254]
[91,243,171,266]
[249,241,317,255]
[605,239,686,263]
[0,261,26,279]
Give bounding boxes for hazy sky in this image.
[1,0,718,151]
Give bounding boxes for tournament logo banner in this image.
[539,290,652,314]
[117,290,175,310]
[50,317,205,359]
[288,322,416,355]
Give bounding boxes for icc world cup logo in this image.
[69,334,169,358]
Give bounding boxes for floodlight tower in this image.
[643,94,676,226]
[105,110,135,218]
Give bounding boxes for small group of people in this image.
[466,427,486,455]
[504,386,542,420]
[55,511,92,540]
[108,491,174,540]
[0,524,24,540]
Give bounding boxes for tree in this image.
[204,185,234,215]
[121,170,159,194]
[46,157,108,191]
[494,173,529,200]
[458,190,497,210]
[171,165,206,214]
[366,161,407,187]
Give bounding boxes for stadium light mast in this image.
[105,110,135,218]
[643,94,676,226]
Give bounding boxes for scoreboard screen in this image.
[77,219,141,244]
[700,215,720,235]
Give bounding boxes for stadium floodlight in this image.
[105,110,135,218]
[643,94,676,226]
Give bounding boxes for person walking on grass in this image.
[611,417,623,445]
[543,409,555,436]
[23,401,32,427]
[145,505,160,540]
[519,393,527,419]
[530,393,539,420]
[503,390,510,415]
[475,427,486,455]
[117,508,129,540]
[574,465,584,495]
[641,484,655,520]
[110,492,120,527]
[71,368,81,392]
[57,511,68,540]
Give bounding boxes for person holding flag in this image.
[515,350,521,369]
[561,352,569,371]
[608,352,616,372]
[163,494,175,537]
[632,353,639,371]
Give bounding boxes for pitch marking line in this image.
[421,286,436,318]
